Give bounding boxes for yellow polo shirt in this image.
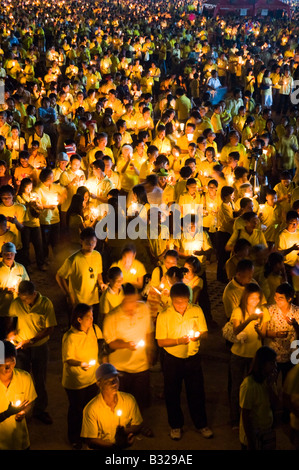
[8,292,57,347]
[81,391,142,443]
[62,324,102,389]
[57,250,103,305]
[103,301,153,373]
[155,303,207,358]
[110,259,146,285]
[99,287,124,316]
[35,182,65,225]
[231,306,270,358]
[0,203,25,249]
[277,229,299,267]
[0,368,37,450]
[0,261,29,316]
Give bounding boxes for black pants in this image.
[162,351,207,430]
[118,369,151,411]
[278,94,290,115]
[16,342,49,416]
[40,222,60,260]
[216,231,231,282]
[21,225,44,268]
[65,383,98,444]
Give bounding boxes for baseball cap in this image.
[1,242,17,254]
[95,363,119,381]
[57,152,69,162]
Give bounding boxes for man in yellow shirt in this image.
[0,340,37,450]
[277,210,299,286]
[8,280,57,425]
[156,282,213,441]
[103,283,155,411]
[81,363,143,449]
[56,227,106,324]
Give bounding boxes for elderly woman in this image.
[229,283,270,428]
[62,303,103,449]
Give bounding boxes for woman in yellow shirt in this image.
[62,303,103,449]
[229,283,270,428]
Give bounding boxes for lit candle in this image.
[137,339,145,348]
[255,308,262,315]
[116,409,122,425]
[187,134,194,142]
[90,207,99,219]
[130,268,137,275]
[13,400,21,407]
[89,359,96,366]
[48,194,59,206]
[227,175,234,185]
[259,204,265,212]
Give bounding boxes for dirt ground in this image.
[23,241,295,452]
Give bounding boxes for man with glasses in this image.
[81,363,143,449]
[0,340,37,449]
[56,227,106,325]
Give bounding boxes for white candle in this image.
[116,409,122,425]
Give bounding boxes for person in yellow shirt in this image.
[274,170,296,216]
[239,346,278,450]
[62,303,103,449]
[0,340,37,450]
[156,282,213,441]
[217,185,239,282]
[258,188,282,246]
[56,227,106,324]
[232,106,247,138]
[178,178,203,217]
[225,211,267,252]
[103,282,155,411]
[111,244,147,291]
[277,125,298,175]
[220,130,248,169]
[211,103,225,151]
[81,362,143,449]
[8,279,57,425]
[277,210,299,286]
[229,282,270,428]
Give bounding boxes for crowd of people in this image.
[0,0,299,452]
